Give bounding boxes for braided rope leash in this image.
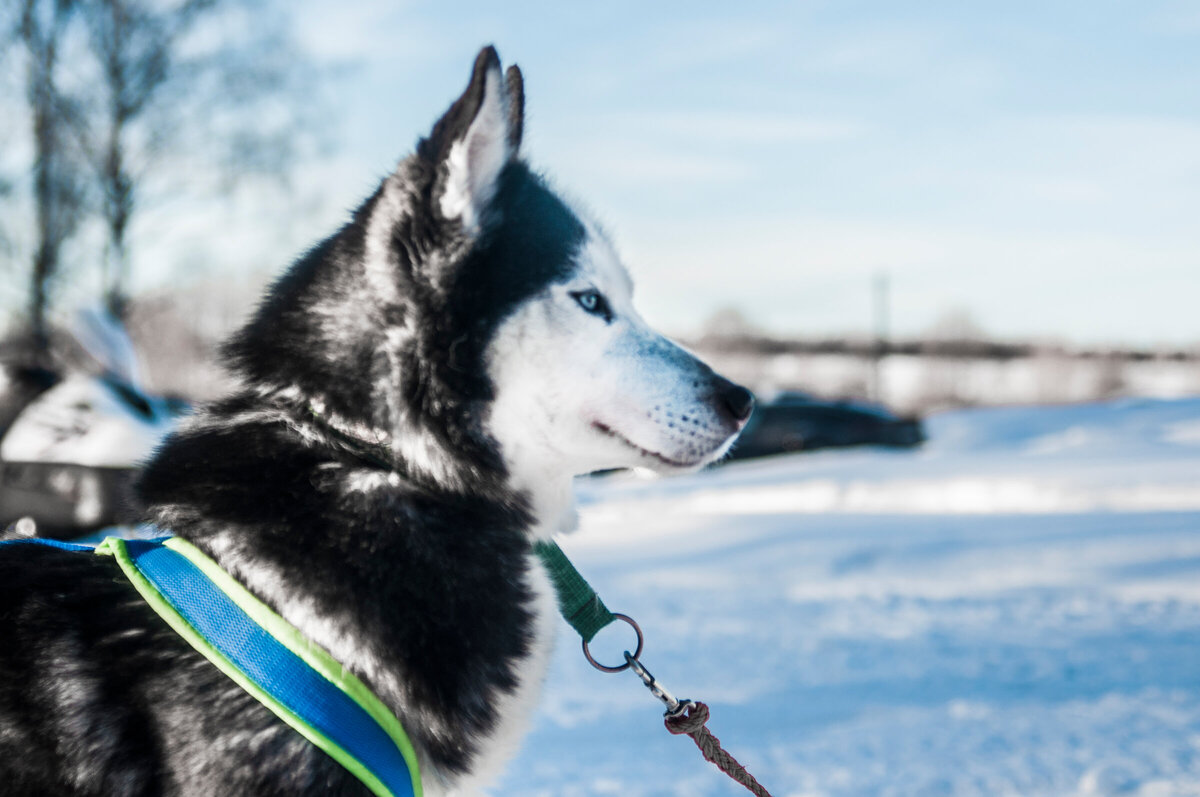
[664,702,773,797]
[625,652,775,797]
[534,540,776,797]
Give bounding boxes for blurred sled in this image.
[0,308,186,537]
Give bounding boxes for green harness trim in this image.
[533,540,615,643]
[95,537,423,797]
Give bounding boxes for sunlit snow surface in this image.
[498,398,1200,796]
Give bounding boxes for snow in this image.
[497,397,1200,796]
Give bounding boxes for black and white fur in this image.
[0,47,753,796]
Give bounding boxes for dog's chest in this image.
[423,550,558,796]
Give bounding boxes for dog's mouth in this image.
[591,421,703,469]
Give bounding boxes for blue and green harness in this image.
[1,534,614,797]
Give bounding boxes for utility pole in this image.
[871,271,890,404]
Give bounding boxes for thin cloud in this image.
[619,216,1200,345]
[600,110,867,145]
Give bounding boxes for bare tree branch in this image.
[1,0,322,340]
[72,0,319,316]
[16,0,88,358]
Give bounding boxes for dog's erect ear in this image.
[422,47,524,234]
[505,64,524,152]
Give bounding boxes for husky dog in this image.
[0,47,752,796]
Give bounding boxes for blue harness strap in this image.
[1,537,97,553]
[0,535,422,797]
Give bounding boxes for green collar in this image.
[533,540,615,642]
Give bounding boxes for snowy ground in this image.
[498,397,1200,796]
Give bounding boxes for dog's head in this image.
[227,47,752,506]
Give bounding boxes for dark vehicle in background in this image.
[726,391,924,461]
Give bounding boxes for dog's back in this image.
[0,544,369,796]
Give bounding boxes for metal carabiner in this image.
[623,651,694,719]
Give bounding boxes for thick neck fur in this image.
[137,400,539,785]
[222,160,503,498]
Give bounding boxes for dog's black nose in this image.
[719,382,755,423]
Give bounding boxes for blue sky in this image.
[40,0,1200,345]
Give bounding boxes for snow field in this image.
[499,398,1200,796]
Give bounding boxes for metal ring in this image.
[581,613,644,673]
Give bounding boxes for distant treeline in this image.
[691,333,1199,363]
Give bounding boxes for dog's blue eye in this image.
[571,290,613,322]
